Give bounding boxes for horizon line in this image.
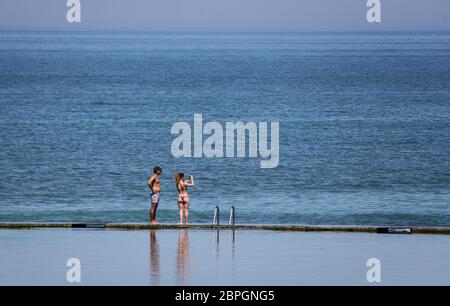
[1,27,450,34]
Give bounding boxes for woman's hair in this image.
[175,172,184,182]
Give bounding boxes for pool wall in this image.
[1,223,450,235]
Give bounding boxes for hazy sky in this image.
[0,0,449,31]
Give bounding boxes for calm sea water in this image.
[0,31,449,226]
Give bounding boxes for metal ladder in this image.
[213,206,235,226]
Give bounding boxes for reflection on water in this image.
[149,230,160,285]
[176,229,190,285]
[215,229,220,261]
[231,229,235,278]
[2,229,449,285]
[149,229,236,285]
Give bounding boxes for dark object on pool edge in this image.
[376,227,412,234]
[71,223,106,229]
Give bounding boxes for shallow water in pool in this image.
[0,229,450,285]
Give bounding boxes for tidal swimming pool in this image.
[0,228,449,285]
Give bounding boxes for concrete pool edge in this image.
[1,223,450,235]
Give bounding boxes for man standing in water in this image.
[148,166,162,224]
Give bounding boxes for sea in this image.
[1,31,449,226]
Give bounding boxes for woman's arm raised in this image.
[187,176,195,187]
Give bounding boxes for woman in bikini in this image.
[175,172,195,225]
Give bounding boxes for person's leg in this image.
[184,198,190,225]
[150,203,158,224]
[178,202,184,225]
[149,193,154,223]
[150,193,160,224]
[184,207,189,225]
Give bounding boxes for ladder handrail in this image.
[213,206,220,226]
[229,206,235,226]
[213,206,236,226]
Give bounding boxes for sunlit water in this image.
[1,31,450,226]
[0,229,449,285]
